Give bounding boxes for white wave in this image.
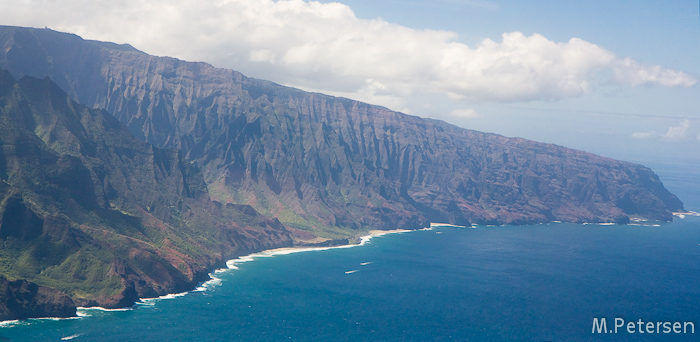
[194,276,223,292]
[61,334,82,340]
[345,270,359,274]
[0,317,75,327]
[77,306,132,312]
[137,291,189,305]
[674,211,700,218]
[157,292,188,300]
[359,229,412,246]
[0,319,21,327]
[360,262,373,266]
[429,223,470,229]
[359,235,373,244]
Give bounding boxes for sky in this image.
[1,0,698,167]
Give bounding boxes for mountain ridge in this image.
[0,26,683,238]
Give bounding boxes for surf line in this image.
[1,228,420,325]
[68,229,415,318]
[225,229,413,270]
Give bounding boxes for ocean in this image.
[1,162,699,342]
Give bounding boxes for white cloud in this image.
[663,119,690,141]
[449,108,482,119]
[613,58,697,87]
[631,131,656,139]
[0,0,696,110]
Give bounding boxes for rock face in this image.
[0,275,76,321]
[0,26,684,236]
[0,69,293,313]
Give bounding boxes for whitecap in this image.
[77,307,132,312]
[0,319,21,327]
[137,291,189,305]
[194,276,223,292]
[674,211,700,218]
[61,334,82,340]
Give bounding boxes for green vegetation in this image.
[0,70,293,310]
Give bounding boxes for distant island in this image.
[0,26,684,320]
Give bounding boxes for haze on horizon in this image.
[1,0,698,165]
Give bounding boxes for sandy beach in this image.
[227,228,415,270]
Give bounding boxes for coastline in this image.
[22,228,417,323]
[73,218,690,316]
[224,229,413,273]
[133,229,416,306]
[2,217,693,325]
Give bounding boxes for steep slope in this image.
[0,69,292,319]
[0,26,684,237]
[0,274,75,320]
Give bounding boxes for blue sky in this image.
[337,0,697,69]
[322,0,700,155]
[1,0,698,166]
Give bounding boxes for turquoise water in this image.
[1,162,699,341]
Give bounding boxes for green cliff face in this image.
[0,69,293,319]
[0,26,683,237]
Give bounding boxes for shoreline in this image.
[40,228,418,322]
[224,229,412,271]
[2,218,682,325]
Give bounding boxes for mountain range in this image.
[0,25,684,320]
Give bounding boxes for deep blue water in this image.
[1,162,699,341]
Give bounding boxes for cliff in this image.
[0,26,681,236]
[0,275,75,321]
[0,69,293,315]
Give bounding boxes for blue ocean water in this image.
[1,163,699,341]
